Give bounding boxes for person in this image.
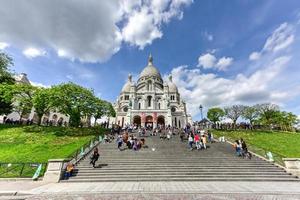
[90,148,100,168]
[188,134,193,150]
[167,129,172,140]
[240,138,251,159]
[194,134,201,150]
[117,135,123,150]
[180,130,185,142]
[233,140,242,156]
[207,131,212,143]
[65,162,74,179]
[201,134,207,149]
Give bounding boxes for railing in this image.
[66,134,103,165]
[0,162,47,178]
[245,144,285,166]
[220,137,285,167]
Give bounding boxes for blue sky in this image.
[1,0,300,120]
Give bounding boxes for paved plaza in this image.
[1,181,300,199]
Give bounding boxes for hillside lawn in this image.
[0,125,107,163]
[213,130,300,160]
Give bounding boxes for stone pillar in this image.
[43,159,69,182]
[283,158,300,177]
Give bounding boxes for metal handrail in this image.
[0,162,47,178]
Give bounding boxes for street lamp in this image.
[199,104,203,120]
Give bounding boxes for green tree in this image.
[105,101,116,118]
[0,83,36,119]
[257,103,279,129]
[224,105,245,128]
[207,107,225,123]
[50,83,95,127]
[242,105,260,127]
[91,98,106,125]
[273,111,298,131]
[0,52,15,115]
[32,88,52,125]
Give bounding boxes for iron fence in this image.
[0,162,47,178]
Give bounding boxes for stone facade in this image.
[115,55,192,128]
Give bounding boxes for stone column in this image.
[43,159,69,182]
[283,158,300,177]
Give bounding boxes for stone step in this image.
[62,131,297,182]
[70,174,295,178]
[62,177,300,182]
[74,168,285,172]
[77,164,277,168]
[72,171,289,176]
[80,158,272,165]
[75,167,283,171]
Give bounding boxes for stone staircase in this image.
[62,132,299,182]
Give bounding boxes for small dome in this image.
[139,54,162,80]
[168,75,178,93]
[121,74,133,93]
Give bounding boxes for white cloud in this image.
[22,47,46,58]
[216,57,233,71]
[249,52,261,60]
[197,53,216,69]
[121,8,162,49]
[197,53,233,71]
[171,56,290,117]
[0,42,9,50]
[263,22,294,53]
[0,0,192,62]
[30,81,49,88]
[249,22,295,61]
[121,0,192,49]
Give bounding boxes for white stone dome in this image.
[121,74,133,93]
[139,54,162,79]
[121,82,131,93]
[168,75,178,93]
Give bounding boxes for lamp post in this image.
[199,104,203,121]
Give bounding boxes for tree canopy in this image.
[207,107,225,123]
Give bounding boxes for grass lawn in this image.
[213,130,300,160]
[0,124,107,163]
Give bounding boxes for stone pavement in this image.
[1,181,300,199]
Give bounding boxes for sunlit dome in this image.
[139,54,162,80]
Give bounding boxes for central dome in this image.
[139,54,162,80]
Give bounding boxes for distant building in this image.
[114,55,192,128]
[0,73,69,125]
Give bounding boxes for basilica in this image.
[114,55,192,129]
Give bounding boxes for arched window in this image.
[147,96,152,107]
[175,117,177,127]
[138,103,141,110]
[158,103,160,109]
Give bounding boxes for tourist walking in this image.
[201,134,207,149]
[194,134,201,150]
[90,148,100,168]
[188,134,193,150]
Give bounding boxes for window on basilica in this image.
[147,96,152,107]
[125,95,129,100]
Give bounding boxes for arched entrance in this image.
[145,115,153,129]
[133,115,141,127]
[157,115,165,128]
